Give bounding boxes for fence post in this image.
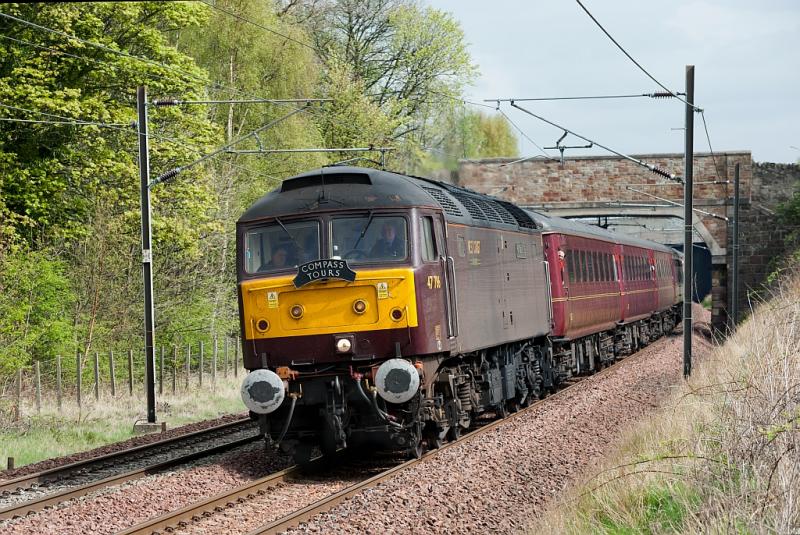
[235,335,240,378]
[15,368,22,421]
[159,346,164,396]
[76,352,82,409]
[93,352,100,401]
[212,335,217,388]
[109,350,116,397]
[56,355,63,413]
[185,345,190,389]
[35,361,41,414]
[172,345,177,395]
[199,341,204,387]
[128,349,134,396]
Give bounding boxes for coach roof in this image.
[526,210,676,254]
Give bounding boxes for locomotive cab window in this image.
[244,220,320,274]
[420,216,436,262]
[331,215,408,263]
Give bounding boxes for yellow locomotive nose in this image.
[240,268,418,340]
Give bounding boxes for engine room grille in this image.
[421,186,464,217]
[451,192,488,221]
[496,200,538,229]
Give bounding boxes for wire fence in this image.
[0,335,244,420]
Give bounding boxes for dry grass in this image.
[0,375,245,469]
[533,273,800,534]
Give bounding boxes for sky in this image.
[430,0,800,164]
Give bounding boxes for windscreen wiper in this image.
[274,217,303,253]
[351,210,375,251]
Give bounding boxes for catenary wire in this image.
[0,117,128,127]
[574,0,700,111]
[0,11,208,87]
[0,103,134,133]
[508,101,679,181]
[699,110,724,183]
[0,34,179,87]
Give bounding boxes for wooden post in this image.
[35,361,41,414]
[159,345,164,396]
[109,350,116,397]
[185,345,190,389]
[93,352,100,401]
[76,352,82,409]
[128,349,134,396]
[212,335,217,388]
[172,346,177,395]
[56,355,63,413]
[199,340,204,387]
[235,335,240,378]
[7,457,14,470]
[15,368,22,421]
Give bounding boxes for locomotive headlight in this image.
[352,299,368,314]
[289,304,304,320]
[336,337,352,353]
[390,307,404,321]
[255,319,270,332]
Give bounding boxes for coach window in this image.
[600,253,606,281]
[420,216,436,262]
[566,250,574,284]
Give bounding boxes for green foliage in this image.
[0,248,76,374]
[0,0,482,380]
[418,106,519,172]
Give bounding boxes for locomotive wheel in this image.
[427,431,444,449]
[447,422,461,441]
[496,403,508,419]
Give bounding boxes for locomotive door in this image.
[434,215,458,339]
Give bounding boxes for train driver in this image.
[369,221,405,259]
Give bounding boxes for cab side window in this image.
[420,216,436,262]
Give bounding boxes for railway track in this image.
[119,350,645,535]
[0,418,259,520]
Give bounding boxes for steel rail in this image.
[117,459,329,535]
[0,418,252,495]
[119,340,662,535]
[246,352,642,535]
[0,421,258,520]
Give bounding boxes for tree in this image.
[286,0,475,150]
[418,106,519,173]
[0,2,223,361]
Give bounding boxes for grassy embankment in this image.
[0,375,245,469]
[534,273,800,533]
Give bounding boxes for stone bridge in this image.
[456,152,799,332]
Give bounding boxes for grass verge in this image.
[532,272,800,534]
[0,375,245,469]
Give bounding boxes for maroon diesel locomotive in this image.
[236,167,682,461]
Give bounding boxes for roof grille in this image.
[421,186,464,217]
[497,200,538,229]
[451,192,488,220]
[281,173,371,192]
